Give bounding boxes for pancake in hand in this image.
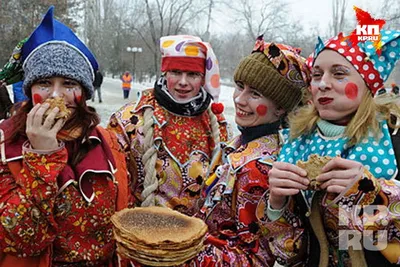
[296,154,332,190]
[43,97,71,120]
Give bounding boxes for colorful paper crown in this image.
[307,30,400,95]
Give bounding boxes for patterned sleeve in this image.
[0,144,67,256]
[215,113,232,142]
[191,160,276,266]
[323,168,400,264]
[257,192,308,266]
[107,111,139,208]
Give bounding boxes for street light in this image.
[126,46,142,80]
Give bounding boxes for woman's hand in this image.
[26,103,65,150]
[317,157,363,193]
[269,162,309,209]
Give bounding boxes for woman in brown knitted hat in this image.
[176,35,310,266]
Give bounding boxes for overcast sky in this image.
[212,0,384,35]
[290,0,381,30]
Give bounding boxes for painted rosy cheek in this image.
[256,105,268,116]
[345,82,359,100]
[166,77,175,85]
[74,94,82,103]
[33,94,43,104]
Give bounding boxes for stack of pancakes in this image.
[111,206,208,266]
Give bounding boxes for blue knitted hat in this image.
[23,43,95,99]
[0,6,98,100]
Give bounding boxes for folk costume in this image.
[0,7,129,266]
[258,29,400,266]
[108,35,230,215]
[184,37,310,266]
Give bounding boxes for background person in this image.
[92,69,104,103]
[121,71,132,99]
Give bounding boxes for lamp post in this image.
[126,46,142,80]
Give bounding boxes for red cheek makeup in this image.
[33,94,43,104]
[74,91,82,103]
[344,82,358,100]
[256,105,268,116]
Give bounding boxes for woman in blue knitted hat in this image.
[0,7,130,267]
[258,25,400,266]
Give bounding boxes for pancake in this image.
[43,97,71,120]
[111,206,207,246]
[296,154,332,190]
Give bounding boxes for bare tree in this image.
[203,0,214,41]
[378,0,400,85]
[125,0,209,76]
[379,0,400,28]
[331,0,348,35]
[227,0,290,41]
[0,0,81,66]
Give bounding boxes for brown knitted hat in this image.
[233,38,310,112]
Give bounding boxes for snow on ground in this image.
[89,77,239,135]
[8,79,283,265]
[6,77,239,135]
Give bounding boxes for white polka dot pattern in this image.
[307,30,400,95]
[278,120,397,180]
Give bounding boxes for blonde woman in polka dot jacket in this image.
[257,29,400,266]
[107,35,231,215]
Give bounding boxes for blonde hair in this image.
[141,106,221,207]
[289,90,400,146]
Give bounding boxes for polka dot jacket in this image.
[280,120,397,180]
[257,119,400,266]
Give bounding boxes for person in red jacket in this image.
[0,6,129,267]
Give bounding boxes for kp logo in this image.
[347,6,386,54]
[356,25,380,41]
[339,205,391,251]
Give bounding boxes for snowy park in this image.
[88,77,239,135]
